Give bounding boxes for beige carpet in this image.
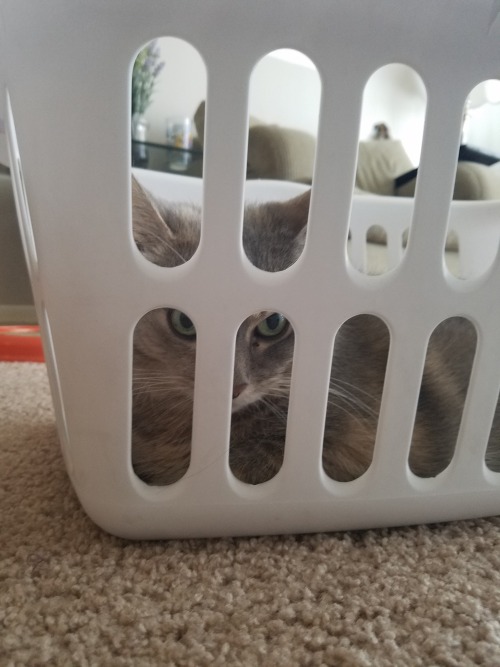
[1,362,500,666]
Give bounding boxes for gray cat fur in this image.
[131,178,500,485]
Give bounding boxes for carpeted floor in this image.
[1,362,500,666]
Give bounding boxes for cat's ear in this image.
[285,189,311,233]
[270,189,311,236]
[131,176,174,251]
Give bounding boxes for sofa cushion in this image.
[355,140,414,196]
[395,161,500,199]
[193,100,262,145]
[246,125,315,182]
[194,101,315,182]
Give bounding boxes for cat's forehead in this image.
[245,311,270,326]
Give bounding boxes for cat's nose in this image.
[232,383,248,400]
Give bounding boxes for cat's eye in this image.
[255,313,288,338]
[169,309,196,337]
[132,306,196,485]
[230,311,296,484]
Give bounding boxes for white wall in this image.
[143,38,207,145]
[248,52,321,135]
[466,104,500,158]
[360,64,427,164]
[143,38,497,166]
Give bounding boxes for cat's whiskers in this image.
[329,382,379,419]
[133,369,191,380]
[136,398,192,420]
[133,374,193,393]
[326,396,372,432]
[264,377,291,394]
[326,385,379,436]
[332,378,382,406]
[260,397,288,424]
[264,388,290,400]
[133,381,192,393]
[133,376,192,386]
[133,388,191,399]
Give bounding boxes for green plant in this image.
[131,40,165,115]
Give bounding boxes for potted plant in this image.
[131,40,164,141]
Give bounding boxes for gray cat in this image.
[131,178,500,485]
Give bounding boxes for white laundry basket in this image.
[1,1,500,539]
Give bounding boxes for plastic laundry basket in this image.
[1,0,500,539]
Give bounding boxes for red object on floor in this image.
[0,325,45,362]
